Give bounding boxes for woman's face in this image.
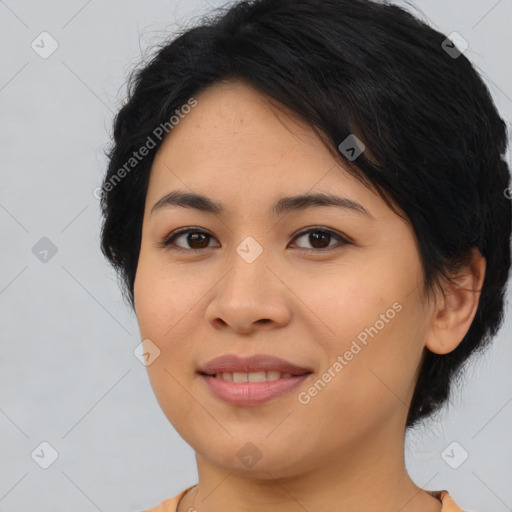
[134,79,434,478]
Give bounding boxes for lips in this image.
[198,354,312,376]
[197,354,313,406]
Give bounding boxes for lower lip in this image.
[200,373,311,406]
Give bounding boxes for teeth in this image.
[266,370,281,381]
[233,372,247,383]
[213,371,295,382]
[248,371,266,383]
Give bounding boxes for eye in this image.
[159,228,219,251]
[289,227,350,251]
[158,226,350,252]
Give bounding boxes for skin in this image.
[133,79,485,512]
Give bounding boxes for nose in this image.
[204,247,292,335]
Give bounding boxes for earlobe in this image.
[425,248,486,355]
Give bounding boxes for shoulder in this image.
[140,496,180,512]
[144,486,465,512]
[439,490,465,511]
[140,486,193,512]
[426,489,465,511]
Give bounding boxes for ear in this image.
[425,248,486,355]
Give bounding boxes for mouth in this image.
[200,370,307,382]
[198,353,313,376]
[197,354,313,406]
[198,372,312,406]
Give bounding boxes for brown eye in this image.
[308,231,331,249]
[291,228,349,251]
[184,232,210,249]
[161,228,220,251]
[160,226,349,252]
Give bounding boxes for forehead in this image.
[144,80,390,221]
[154,79,335,170]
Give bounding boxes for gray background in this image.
[1,1,511,511]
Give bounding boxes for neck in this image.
[177,415,442,512]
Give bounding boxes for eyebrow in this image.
[150,190,374,219]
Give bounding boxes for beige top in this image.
[142,485,465,511]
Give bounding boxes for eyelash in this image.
[158,226,351,253]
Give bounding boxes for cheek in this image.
[134,259,200,431]
[133,249,218,367]
[133,255,194,394]
[298,258,407,346]
[302,255,425,408]
[293,308,422,450]
[134,250,198,340]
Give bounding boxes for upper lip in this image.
[198,354,313,376]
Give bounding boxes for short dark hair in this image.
[100,0,511,429]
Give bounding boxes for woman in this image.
[99,1,511,510]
